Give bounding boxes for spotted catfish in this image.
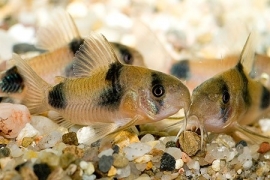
[13,33,191,144]
[0,9,145,102]
[186,33,270,143]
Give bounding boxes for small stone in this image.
[80,161,88,170]
[0,147,10,158]
[113,153,129,168]
[33,163,51,180]
[165,141,177,148]
[82,174,96,180]
[7,142,23,158]
[160,152,176,171]
[165,147,182,159]
[63,145,84,158]
[108,166,117,176]
[0,103,31,138]
[140,134,155,142]
[257,142,270,153]
[62,132,79,146]
[60,152,76,169]
[47,167,70,180]
[175,159,184,169]
[117,164,131,178]
[38,151,60,167]
[112,145,120,154]
[82,147,99,162]
[212,159,220,171]
[21,137,34,147]
[123,142,152,161]
[145,161,153,170]
[17,123,39,142]
[114,130,140,149]
[181,152,191,163]
[235,140,248,147]
[135,174,151,180]
[38,131,62,149]
[30,115,60,135]
[179,131,201,156]
[65,164,77,176]
[98,155,113,173]
[84,162,95,175]
[134,154,152,163]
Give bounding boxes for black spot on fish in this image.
[1,66,24,93]
[98,62,124,109]
[69,38,84,55]
[170,60,190,79]
[260,85,270,109]
[48,83,67,109]
[236,63,251,107]
[113,43,134,65]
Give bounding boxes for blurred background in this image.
[0,0,270,72]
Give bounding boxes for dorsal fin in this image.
[73,33,119,77]
[36,9,81,51]
[237,33,257,74]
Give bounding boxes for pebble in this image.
[21,137,34,147]
[160,152,175,171]
[117,164,131,178]
[113,153,129,168]
[47,167,70,180]
[7,142,23,158]
[112,145,120,154]
[30,115,59,135]
[212,159,221,171]
[179,131,201,156]
[65,164,77,176]
[60,152,77,169]
[165,141,177,148]
[38,131,62,149]
[134,154,152,163]
[82,174,96,180]
[84,162,95,175]
[98,155,114,173]
[33,163,51,180]
[113,130,140,149]
[63,145,84,158]
[0,147,10,158]
[20,166,38,180]
[0,103,31,138]
[108,166,117,176]
[17,123,39,142]
[38,151,60,167]
[257,142,270,154]
[165,147,182,159]
[123,142,152,160]
[175,159,184,169]
[62,132,79,146]
[140,134,155,143]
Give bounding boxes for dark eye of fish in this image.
[222,91,230,104]
[152,84,165,97]
[121,51,133,64]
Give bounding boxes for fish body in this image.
[14,33,190,143]
[0,10,145,100]
[186,33,270,142]
[170,53,270,92]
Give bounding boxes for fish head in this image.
[134,69,191,123]
[188,66,249,133]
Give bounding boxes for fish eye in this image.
[222,91,230,104]
[122,51,133,64]
[152,84,165,97]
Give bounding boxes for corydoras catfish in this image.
[187,33,270,143]
[0,9,145,101]
[170,53,270,92]
[13,33,191,144]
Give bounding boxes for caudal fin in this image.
[12,54,50,114]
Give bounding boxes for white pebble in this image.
[7,143,23,158]
[243,159,253,169]
[175,159,184,169]
[123,142,152,160]
[140,134,155,142]
[134,155,152,163]
[65,164,77,176]
[237,169,242,174]
[117,164,131,178]
[165,147,182,159]
[135,174,151,180]
[85,162,95,175]
[30,115,59,135]
[0,103,31,138]
[16,123,39,141]
[187,160,200,171]
[161,174,171,180]
[37,131,62,149]
[80,161,88,170]
[135,163,147,171]
[212,159,221,171]
[98,148,113,158]
[76,126,96,145]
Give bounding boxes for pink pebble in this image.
[0,103,31,138]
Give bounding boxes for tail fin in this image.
[12,54,50,114]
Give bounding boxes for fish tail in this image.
[12,54,50,114]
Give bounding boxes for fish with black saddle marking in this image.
[13,33,191,144]
[0,9,145,102]
[183,33,270,143]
